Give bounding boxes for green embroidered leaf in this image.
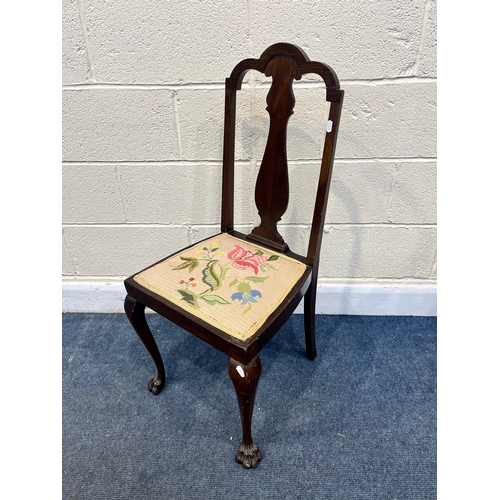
[201,261,222,292]
[201,294,229,305]
[237,281,252,294]
[210,247,219,252]
[229,278,238,288]
[177,289,198,308]
[244,276,269,283]
[243,304,252,315]
[172,261,191,271]
[173,256,199,271]
[268,255,279,261]
[219,263,230,282]
[254,249,264,255]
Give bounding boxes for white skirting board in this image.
[62,281,437,316]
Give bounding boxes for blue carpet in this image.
[62,313,436,499]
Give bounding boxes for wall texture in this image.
[62,0,437,293]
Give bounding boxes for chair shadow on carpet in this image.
[132,313,326,445]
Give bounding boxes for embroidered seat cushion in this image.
[133,233,307,341]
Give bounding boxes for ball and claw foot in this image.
[147,374,165,395]
[235,442,262,469]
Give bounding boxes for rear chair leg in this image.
[304,284,317,361]
[124,294,166,395]
[228,356,263,469]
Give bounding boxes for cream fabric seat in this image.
[133,233,307,341]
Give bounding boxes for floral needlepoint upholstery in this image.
[133,233,307,341]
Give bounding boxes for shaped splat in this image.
[247,55,302,251]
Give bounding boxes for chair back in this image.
[221,43,343,268]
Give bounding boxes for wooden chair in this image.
[124,43,343,469]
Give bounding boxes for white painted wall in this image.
[62,0,437,312]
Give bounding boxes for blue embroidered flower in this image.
[231,289,262,305]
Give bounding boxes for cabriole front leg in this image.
[124,294,165,395]
[228,356,263,469]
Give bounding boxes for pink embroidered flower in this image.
[227,245,267,275]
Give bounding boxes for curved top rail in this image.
[226,42,340,98]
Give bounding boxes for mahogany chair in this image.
[124,43,343,469]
